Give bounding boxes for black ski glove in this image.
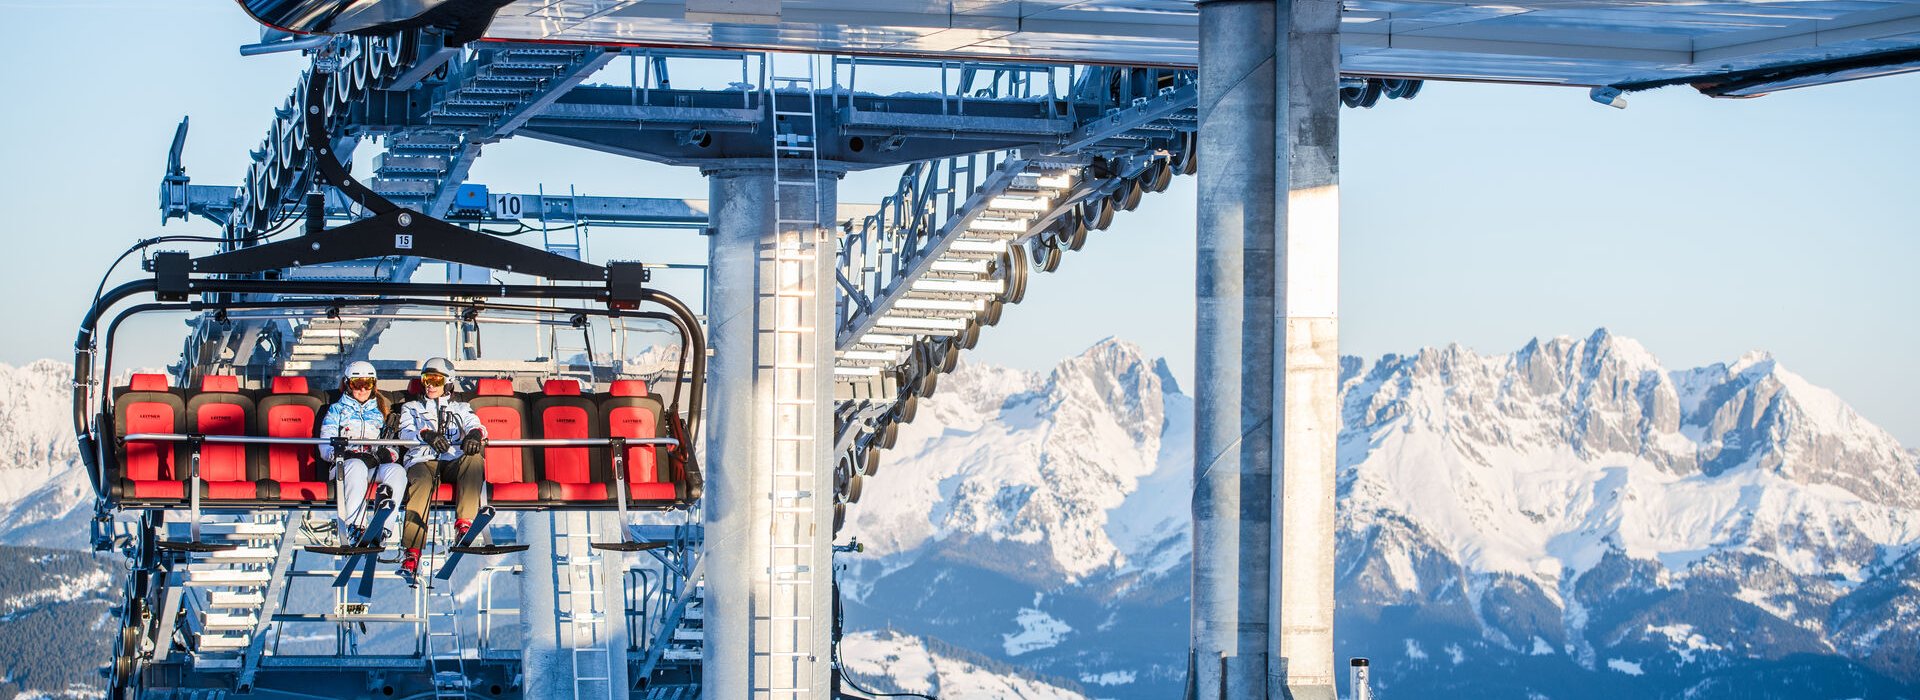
[421,430,451,454]
[461,429,486,455]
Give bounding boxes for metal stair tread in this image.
[201,612,259,631]
[207,591,266,608]
[200,546,279,562]
[195,633,251,651]
[181,522,282,536]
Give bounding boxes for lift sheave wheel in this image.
[1114,179,1144,211]
[1035,243,1064,273]
[1147,160,1173,192]
[1084,198,1115,230]
[1002,244,1030,304]
[1060,215,1089,251]
[896,393,919,423]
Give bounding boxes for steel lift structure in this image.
[77,0,1920,697]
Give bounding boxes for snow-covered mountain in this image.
[848,339,1190,582]
[0,360,94,549]
[4,330,1918,698]
[842,332,1920,698]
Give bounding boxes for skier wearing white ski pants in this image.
[319,362,407,543]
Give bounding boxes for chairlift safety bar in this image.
[121,434,680,448]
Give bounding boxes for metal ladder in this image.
[540,183,591,262]
[559,514,614,700]
[424,527,471,700]
[764,52,825,698]
[530,183,600,382]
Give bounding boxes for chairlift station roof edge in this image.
[467,0,1920,92]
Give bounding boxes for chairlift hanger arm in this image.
[72,278,160,501]
[183,208,609,281]
[77,281,705,500]
[184,68,608,282]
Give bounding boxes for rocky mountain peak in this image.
[1729,349,1777,376]
[0,360,81,471]
[850,338,1185,581]
[1338,331,1918,505]
[0,361,93,548]
[1038,338,1168,447]
[844,335,1920,698]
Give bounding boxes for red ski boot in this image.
[398,548,422,587]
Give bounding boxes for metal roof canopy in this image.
[451,0,1920,93]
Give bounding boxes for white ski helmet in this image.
[420,357,456,378]
[344,361,378,380]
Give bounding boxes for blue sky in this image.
[1,1,1915,444]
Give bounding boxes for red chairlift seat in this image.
[532,378,609,501]
[468,378,540,502]
[256,376,329,502]
[185,375,261,500]
[600,379,677,502]
[104,373,691,510]
[112,374,187,502]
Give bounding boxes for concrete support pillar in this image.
[1270,2,1342,697]
[703,167,772,699]
[703,162,840,699]
[1192,0,1340,697]
[1193,0,1278,696]
[519,513,565,697]
[519,511,632,699]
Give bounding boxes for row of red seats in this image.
[110,374,687,508]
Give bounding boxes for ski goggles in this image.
[345,377,377,391]
[419,372,448,388]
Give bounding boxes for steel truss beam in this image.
[517,86,1082,167]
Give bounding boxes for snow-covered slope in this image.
[0,361,92,549]
[842,332,1920,698]
[850,338,1188,582]
[840,630,1088,699]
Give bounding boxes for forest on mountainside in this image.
[0,546,117,700]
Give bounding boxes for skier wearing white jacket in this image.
[318,361,406,545]
[395,357,488,578]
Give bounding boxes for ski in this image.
[323,498,396,593]
[305,544,383,556]
[357,544,388,596]
[438,508,530,580]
